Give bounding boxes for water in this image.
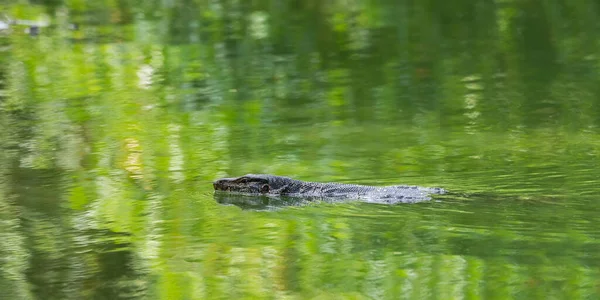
[1,1,600,299]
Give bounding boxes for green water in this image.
[1,1,600,299]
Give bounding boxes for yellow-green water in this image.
[1,1,600,299]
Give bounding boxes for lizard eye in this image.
[260,184,269,193]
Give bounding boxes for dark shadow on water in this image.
[213,192,369,210]
[214,192,315,210]
[213,191,455,211]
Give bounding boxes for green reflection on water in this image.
[1,0,600,299]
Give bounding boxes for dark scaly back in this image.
[232,174,444,202]
[261,175,378,196]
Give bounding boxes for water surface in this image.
[1,1,600,299]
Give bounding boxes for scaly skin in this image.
[213,174,445,204]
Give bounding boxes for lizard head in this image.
[213,174,272,194]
